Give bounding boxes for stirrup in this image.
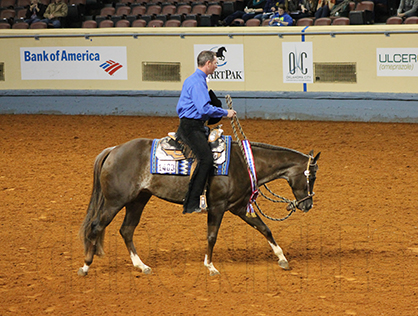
[199,195,207,210]
[199,194,207,210]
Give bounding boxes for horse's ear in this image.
[313,152,321,163]
[308,150,314,157]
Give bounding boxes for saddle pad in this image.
[150,136,232,176]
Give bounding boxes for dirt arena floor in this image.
[1,114,418,315]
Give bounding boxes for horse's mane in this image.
[238,141,309,158]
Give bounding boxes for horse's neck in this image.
[251,143,306,184]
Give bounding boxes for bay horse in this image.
[78,137,320,276]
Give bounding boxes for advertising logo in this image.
[99,59,124,76]
[282,42,313,83]
[194,44,244,82]
[377,48,418,77]
[20,46,127,80]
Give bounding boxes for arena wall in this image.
[1,25,418,122]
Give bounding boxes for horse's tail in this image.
[79,146,115,257]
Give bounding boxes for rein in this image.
[226,95,314,221]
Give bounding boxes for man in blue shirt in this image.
[268,4,294,26]
[176,50,236,214]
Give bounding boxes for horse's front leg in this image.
[236,209,290,270]
[204,211,225,276]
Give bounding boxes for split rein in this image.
[225,95,314,222]
[255,160,315,222]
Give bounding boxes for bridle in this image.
[296,154,316,208]
[254,155,317,222]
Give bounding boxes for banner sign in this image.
[282,42,313,83]
[20,46,127,80]
[377,48,418,77]
[194,44,244,81]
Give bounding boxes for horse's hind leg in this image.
[78,203,123,276]
[236,210,290,270]
[119,193,152,274]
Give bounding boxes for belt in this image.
[180,117,205,124]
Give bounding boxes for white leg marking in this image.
[204,255,220,276]
[130,252,152,274]
[268,241,290,270]
[77,264,89,276]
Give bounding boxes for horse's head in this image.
[288,150,320,213]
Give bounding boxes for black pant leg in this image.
[177,119,214,211]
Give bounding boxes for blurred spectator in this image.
[288,0,315,20]
[268,4,294,25]
[315,0,335,18]
[397,0,418,18]
[220,0,267,25]
[24,0,46,25]
[41,0,68,28]
[254,0,284,22]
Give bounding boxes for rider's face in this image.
[207,58,218,75]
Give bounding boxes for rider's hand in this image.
[227,109,237,118]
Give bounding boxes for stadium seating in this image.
[15,8,26,19]
[30,21,47,28]
[404,16,418,24]
[12,21,28,28]
[314,17,331,25]
[296,17,314,26]
[0,0,400,29]
[332,17,350,25]
[231,18,244,26]
[15,0,30,10]
[385,16,402,24]
[0,8,16,20]
[131,18,147,27]
[147,19,163,27]
[164,19,180,27]
[181,19,197,27]
[199,4,221,26]
[245,18,260,26]
[0,0,16,9]
[349,1,374,24]
[155,4,176,22]
[82,19,97,27]
[95,6,116,25]
[99,19,114,27]
[115,19,130,27]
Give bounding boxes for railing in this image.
[1,28,418,40]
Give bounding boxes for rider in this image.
[176,50,236,214]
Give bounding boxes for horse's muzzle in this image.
[299,201,313,213]
[295,193,314,213]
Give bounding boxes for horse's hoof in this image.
[278,260,291,270]
[77,268,88,276]
[142,267,152,275]
[209,270,220,276]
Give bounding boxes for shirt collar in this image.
[196,68,207,78]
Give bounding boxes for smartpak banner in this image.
[194,44,244,82]
[20,46,127,80]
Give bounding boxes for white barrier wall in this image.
[1,25,418,93]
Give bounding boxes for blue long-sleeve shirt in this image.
[176,69,228,120]
[269,11,294,26]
